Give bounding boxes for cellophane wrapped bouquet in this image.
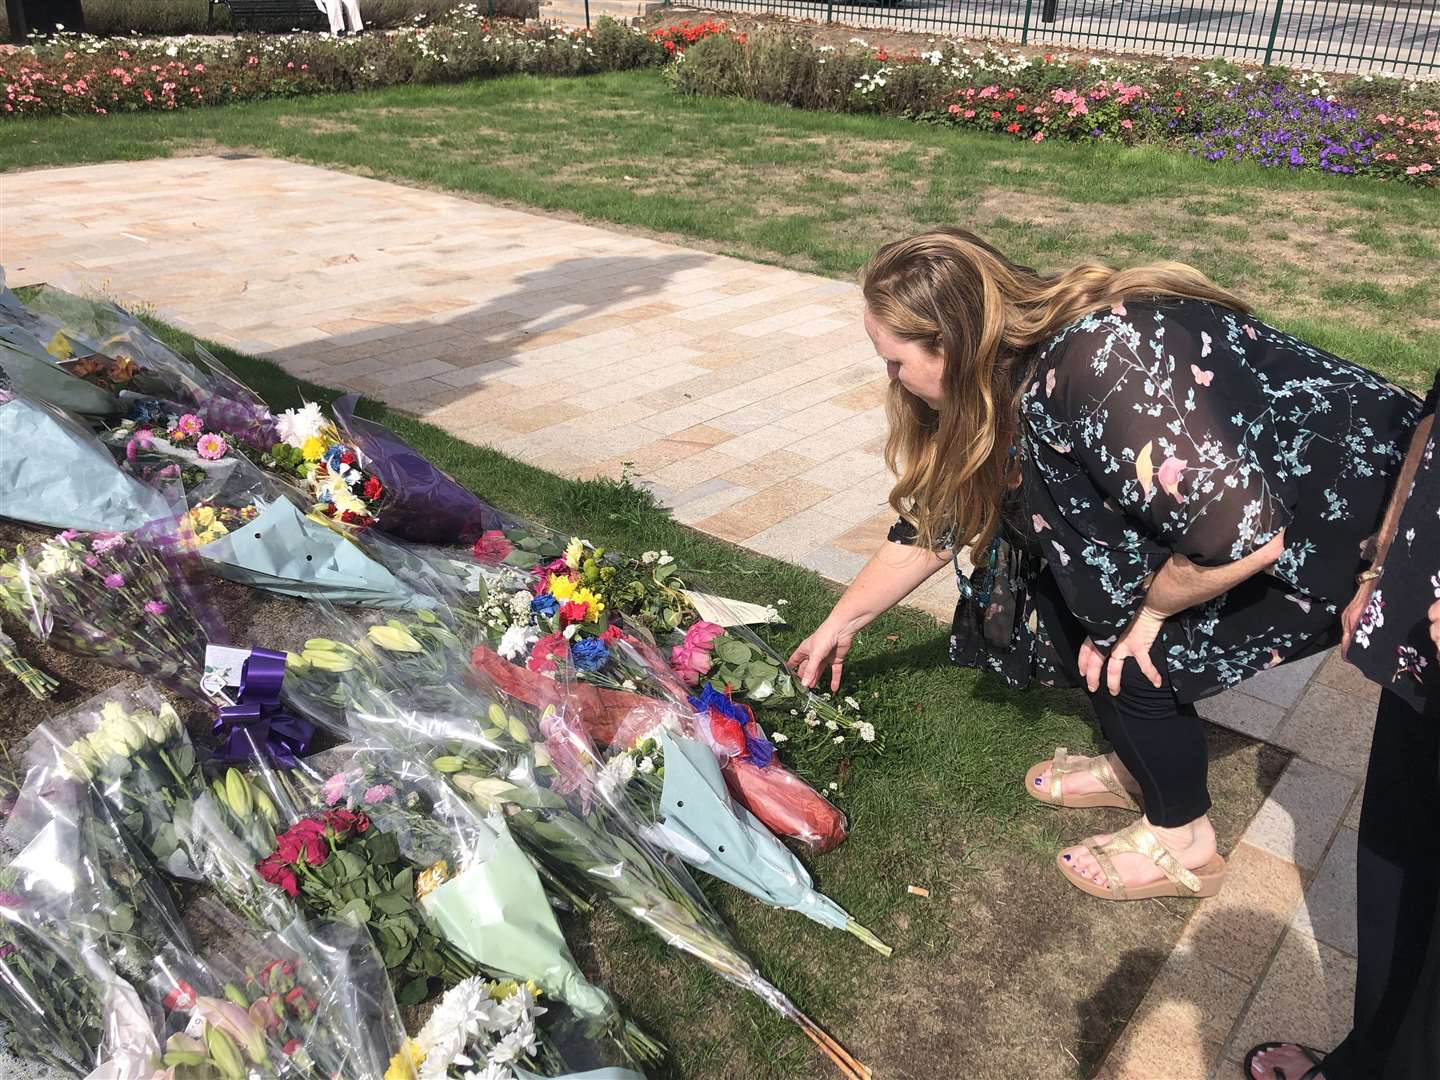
[273,600,871,1079]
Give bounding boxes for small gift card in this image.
[202,644,253,703]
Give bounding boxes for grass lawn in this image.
[2,315,1286,1079]
[1,69,1437,391]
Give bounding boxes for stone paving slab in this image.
[1,156,1386,1080]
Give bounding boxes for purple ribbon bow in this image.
[213,647,314,766]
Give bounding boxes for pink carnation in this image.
[471,530,514,565]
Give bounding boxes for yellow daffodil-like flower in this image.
[415,860,450,899]
[547,575,577,602]
[191,506,216,529]
[46,331,74,359]
[564,536,585,570]
[300,436,326,462]
[384,1039,425,1080]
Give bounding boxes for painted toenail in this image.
[1062,854,1071,861]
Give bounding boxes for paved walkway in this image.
[1,156,1379,1079]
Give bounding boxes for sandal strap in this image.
[1086,755,1138,806]
[1048,746,1070,801]
[1084,821,1204,895]
[1046,748,1140,808]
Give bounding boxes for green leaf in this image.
[746,661,780,683]
[395,977,429,1006]
[393,866,413,897]
[335,850,367,883]
[109,907,134,933]
[365,831,401,864]
[337,898,372,925]
[150,823,178,860]
[372,891,411,916]
[715,639,753,665]
[172,744,195,778]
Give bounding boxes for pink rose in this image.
[684,621,725,650]
[670,642,712,687]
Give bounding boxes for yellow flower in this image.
[547,575,576,602]
[415,860,449,899]
[385,1040,425,1080]
[564,536,585,570]
[301,436,326,462]
[190,506,216,528]
[45,331,74,359]
[570,586,605,619]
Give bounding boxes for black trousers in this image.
[1038,574,1212,828]
[1323,689,1440,1080]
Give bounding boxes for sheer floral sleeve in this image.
[1035,304,1299,567]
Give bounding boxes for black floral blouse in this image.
[894,298,1421,703]
[1350,370,1440,716]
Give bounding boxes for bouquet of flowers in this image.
[291,744,658,1065]
[0,530,215,697]
[0,320,129,417]
[276,601,871,1079]
[467,534,856,850]
[0,859,108,1072]
[12,278,279,450]
[0,756,197,1075]
[23,685,294,932]
[386,975,644,1080]
[92,413,422,609]
[118,900,404,1080]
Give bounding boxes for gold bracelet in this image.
[1356,567,1384,586]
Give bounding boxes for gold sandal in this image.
[1057,819,1227,901]
[1024,747,1142,811]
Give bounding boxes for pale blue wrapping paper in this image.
[648,730,851,931]
[196,497,429,610]
[0,393,171,533]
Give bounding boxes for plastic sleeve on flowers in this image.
[721,756,848,853]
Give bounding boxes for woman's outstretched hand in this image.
[789,620,855,693]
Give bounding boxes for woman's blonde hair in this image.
[865,227,1248,553]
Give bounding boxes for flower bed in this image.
[669,30,1439,184]
[2,9,668,116]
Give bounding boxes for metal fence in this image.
[686,0,1440,76]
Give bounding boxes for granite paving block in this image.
[1242,757,1356,872]
[1277,683,1377,778]
[1241,649,1328,708]
[1227,930,1356,1062]
[1291,827,1359,955]
[1195,689,1289,742]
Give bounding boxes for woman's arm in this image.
[1088,533,1287,695]
[1341,410,1435,657]
[789,540,949,691]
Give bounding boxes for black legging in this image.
[1322,688,1440,1080]
[1037,570,1212,828]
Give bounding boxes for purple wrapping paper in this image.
[331,393,514,544]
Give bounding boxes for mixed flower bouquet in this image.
[276,602,871,1079]
[143,901,402,1080]
[263,393,513,543]
[296,747,647,1045]
[0,529,215,696]
[466,529,864,849]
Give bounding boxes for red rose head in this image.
[362,475,383,500]
[164,980,197,1011]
